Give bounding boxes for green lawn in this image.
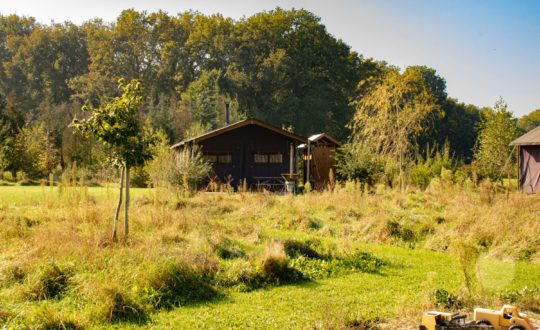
[0,185,149,205]
[0,186,539,329]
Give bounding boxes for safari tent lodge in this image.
[511,126,540,193]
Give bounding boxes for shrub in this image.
[174,145,212,191]
[16,171,28,182]
[432,288,463,309]
[2,171,14,182]
[27,262,71,300]
[304,181,312,193]
[411,144,454,189]
[499,287,540,311]
[335,144,383,185]
[410,162,432,190]
[130,166,149,188]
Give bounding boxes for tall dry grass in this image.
[0,182,539,327]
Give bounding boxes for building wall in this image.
[519,145,540,193]
[195,124,298,188]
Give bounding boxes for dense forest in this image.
[0,8,538,183]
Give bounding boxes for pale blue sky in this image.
[1,0,539,116]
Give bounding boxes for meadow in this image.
[0,183,539,329]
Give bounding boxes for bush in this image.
[432,288,463,309]
[130,167,149,188]
[410,144,454,189]
[410,163,432,189]
[2,171,14,182]
[336,144,383,185]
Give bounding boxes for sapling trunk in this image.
[124,165,130,241]
[112,166,125,242]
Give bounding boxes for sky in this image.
[1,0,539,116]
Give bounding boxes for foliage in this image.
[473,99,520,181]
[0,10,489,178]
[432,288,463,309]
[335,143,383,185]
[174,145,212,190]
[352,68,441,159]
[130,166,149,188]
[145,130,177,187]
[72,79,154,168]
[410,144,454,189]
[12,123,59,179]
[518,108,540,132]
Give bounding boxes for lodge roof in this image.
[171,118,308,149]
[510,125,540,146]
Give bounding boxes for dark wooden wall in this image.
[196,124,298,187]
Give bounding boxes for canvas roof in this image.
[171,118,307,149]
[510,125,540,146]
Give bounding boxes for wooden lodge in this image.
[171,118,340,191]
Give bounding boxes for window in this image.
[205,154,217,163]
[269,153,283,163]
[254,154,268,163]
[255,153,283,164]
[218,154,232,164]
[205,154,231,164]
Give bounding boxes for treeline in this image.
[0,8,538,183]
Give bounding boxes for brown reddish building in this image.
[298,134,341,190]
[171,118,340,191]
[511,126,540,193]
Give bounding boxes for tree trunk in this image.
[112,166,124,242]
[124,165,130,242]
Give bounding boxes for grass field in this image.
[0,184,539,329]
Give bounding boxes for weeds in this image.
[27,262,71,300]
[0,185,539,328]
[143,260,219,308]
[99,285,147,323]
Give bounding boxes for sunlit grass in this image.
[0,185,539,328]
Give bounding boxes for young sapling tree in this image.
[72,79,154,241]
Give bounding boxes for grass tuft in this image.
[27,262,71,300]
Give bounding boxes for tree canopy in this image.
[0,8,526,180]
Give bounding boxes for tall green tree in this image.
[518,109,540,132]
[473,99,520,181]
[72,79,154,241]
